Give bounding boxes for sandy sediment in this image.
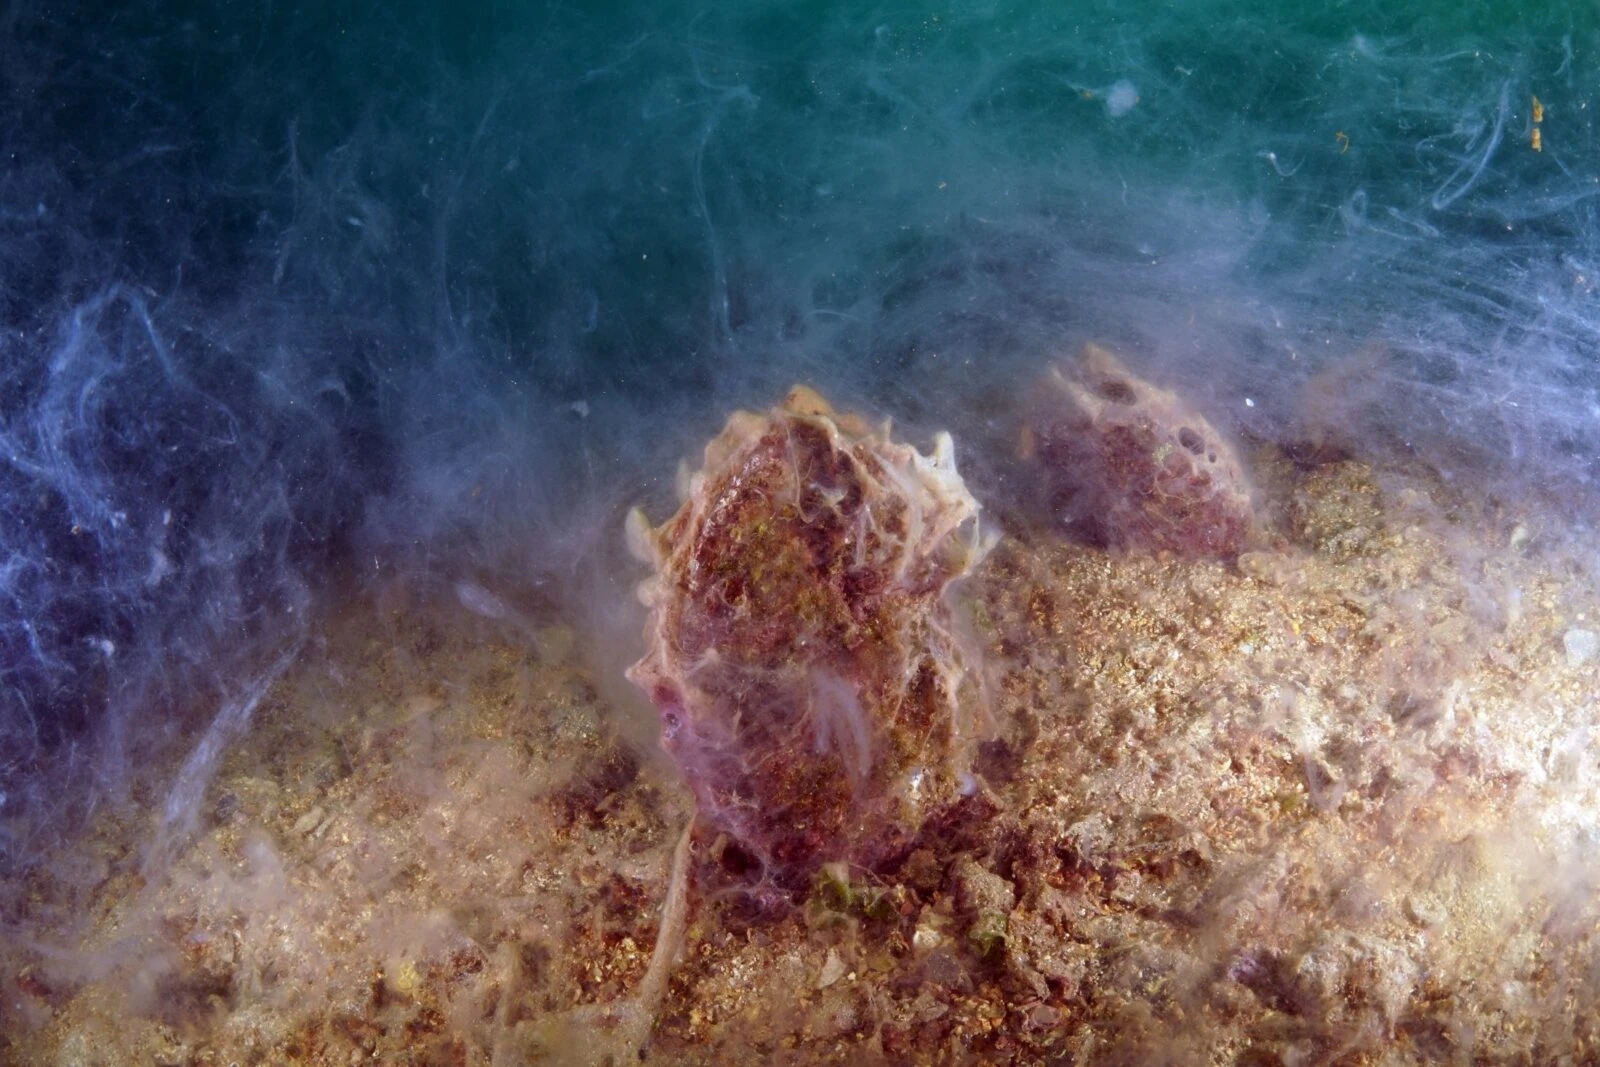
[2,443,1598,1065]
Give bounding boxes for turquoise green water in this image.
[131,1,1600,396]
[385,0,1600,457]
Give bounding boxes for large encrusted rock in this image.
[626,386,993,884]
[1024,343,1255,559]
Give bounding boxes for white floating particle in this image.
[1106,80,1140,117]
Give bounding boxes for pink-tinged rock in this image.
[626,386,993,885]
[1024,343,1255,559]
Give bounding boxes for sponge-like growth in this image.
[1025,343,1255,559]
[626,386,992,885]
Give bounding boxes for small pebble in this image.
[292,806,326,837]
[1565,628,1598,668]
[816,948,846,989]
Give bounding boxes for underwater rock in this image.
[626,385,993,885]
[1024,342,1255,559]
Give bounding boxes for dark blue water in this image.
[3,0,1598,842]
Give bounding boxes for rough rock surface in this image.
[626,386,993,884]
[1025,342,1255,559]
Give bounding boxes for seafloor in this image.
[4,443,1599,1065]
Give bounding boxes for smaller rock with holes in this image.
[1022,342,1256,559]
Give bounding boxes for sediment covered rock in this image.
[1025,343,1255,559]
[626,386,993,883]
